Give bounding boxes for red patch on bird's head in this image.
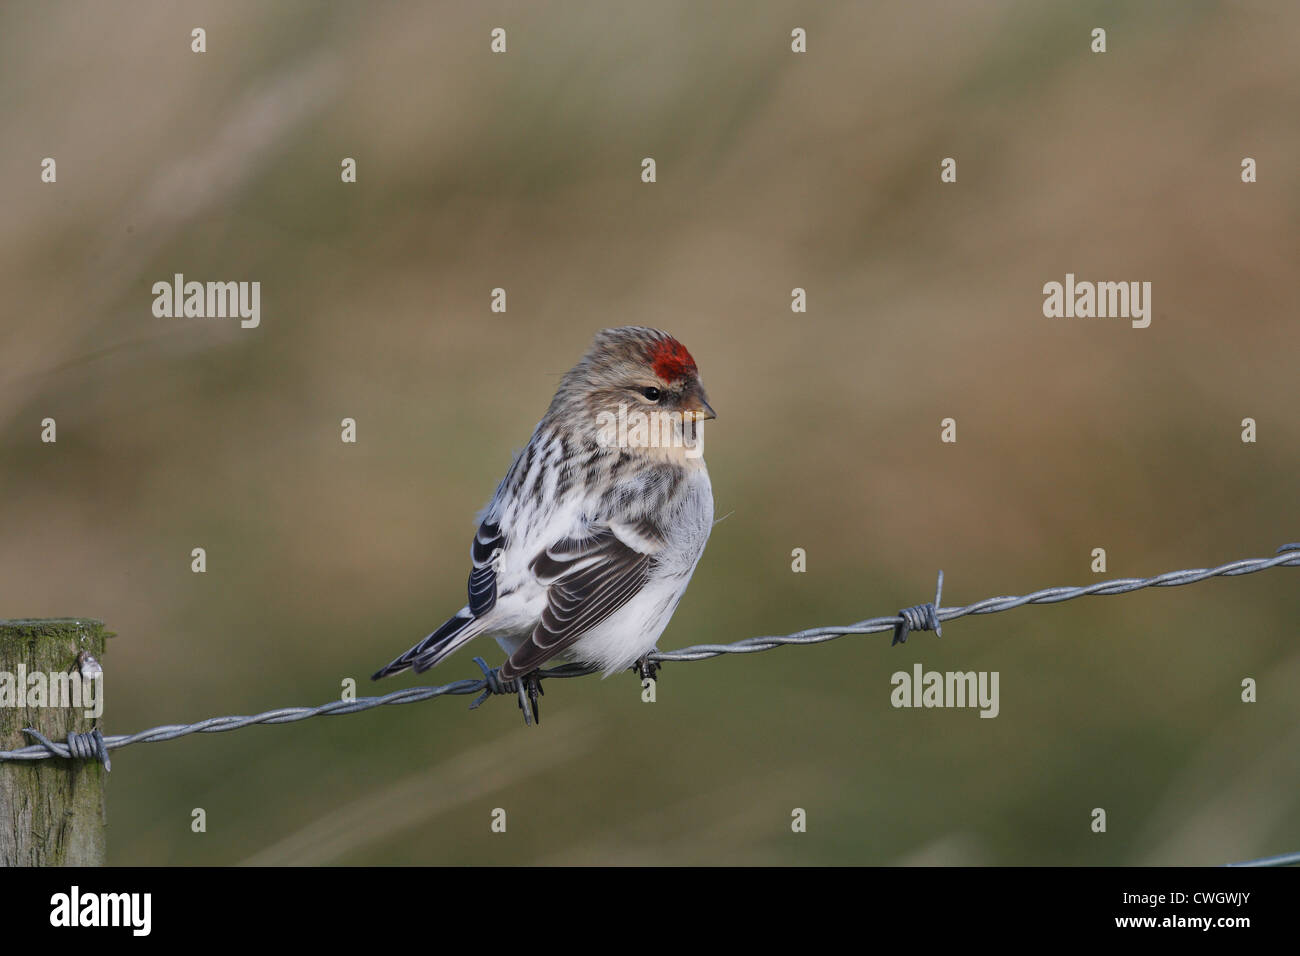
[648,337,697,382]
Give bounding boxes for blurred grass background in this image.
[1,0,1297,864]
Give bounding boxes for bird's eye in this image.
[641,386,662,402]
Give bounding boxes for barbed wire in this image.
[4,543,1298,866]
[1225,849,1300,867]
[3,543,1297,768]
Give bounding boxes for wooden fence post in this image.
[0,618,108,866]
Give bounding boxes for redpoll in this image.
[372,326,716,723]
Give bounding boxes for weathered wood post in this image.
[0,619,108,866]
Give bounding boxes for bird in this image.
[372,326,716,724]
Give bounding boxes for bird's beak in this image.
[684,393,716,421]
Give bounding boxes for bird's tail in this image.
[371,610,483,680]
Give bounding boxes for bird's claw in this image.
[632,650,661,683]
[470,657,543,727]
[516,670,543,727]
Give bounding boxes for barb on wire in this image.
[20,728,112,771]
[0,543,1297,765]
[893,569,944,645]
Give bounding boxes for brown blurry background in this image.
[1,1,1297,865]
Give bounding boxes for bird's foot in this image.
[516,670,544,726]
[469,657,543,727]
[631,649,662,683]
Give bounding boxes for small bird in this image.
[372,326,716,724]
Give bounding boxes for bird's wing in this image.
[499,520,660,679]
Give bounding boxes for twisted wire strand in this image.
[2,544,1297,763]
[1225,849,1300,867]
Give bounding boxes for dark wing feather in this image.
[370,610,474,679]
[499,528,653,679]
[370,517,503,680]
[468,518,504,616]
